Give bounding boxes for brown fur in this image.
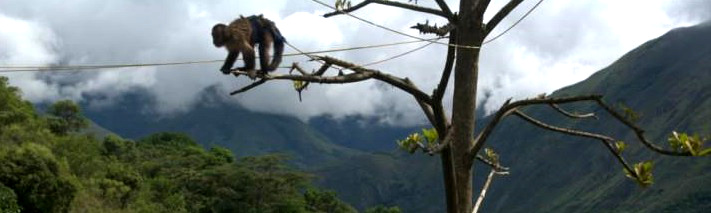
[212,15,284,75]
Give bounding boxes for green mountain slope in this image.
[83,87,361,167]
[481,22,711,212]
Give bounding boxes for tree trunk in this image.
[450,1,485,212]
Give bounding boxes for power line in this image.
[361,40,435,67]
[309,0,480,50]
[483,0,544,44]
[0,38,443,73]
[0,1,544,73]
[311,0,544,46]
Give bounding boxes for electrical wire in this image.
[483,0,544,44]
[0,38,443,72]
[0,0,545,73]
[309,0,480,49]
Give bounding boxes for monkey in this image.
[212,15,286,76]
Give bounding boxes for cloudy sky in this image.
[1,0,709,125]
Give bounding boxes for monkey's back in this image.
[226,18,253,49]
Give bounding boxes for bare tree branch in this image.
[469,95,692,157]
[229,79,267,95]
[417,130,508,172]
[511,110,638,179]
[323,0,370,17]
[229,56,433,106]
[594,99,692,156]
[475,155,509,172]
[293,62,333,92]
[411,22,454,36]
[485,0,524,37]
[512,109,616,142]
[431,33,457,133]
[417,100,437,128]
[320,56,433,103]
[549,103,598,119]
[472,169,508,213]
[474,0,493,18]
[470,95,602,154]
[472,170,495,213]
[324,0,449,19]
[435,0,454,19]
[428,128,454,155]
[231,70,373,84]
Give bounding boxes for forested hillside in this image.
[0,76,363,212]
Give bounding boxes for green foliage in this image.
[617,103,640,123]
[668,131,711,156]
[397,128,438,154]
[614,141,626,154]
[0,79,356,212]
[138,132,197,147]
[335,0,352,10]
[397,132,421,154]
[421,128,438,146]
[0,183,20,213]
[102,134,135,157]
[304,188,357,213]
[624,161,654,187]
[365,205,402,213]
[293,80,305,90]
[0,143,77,213]
[0,77,34,127]
[209,146,235,164]
[46,100,89,135]
[484,148,500,164]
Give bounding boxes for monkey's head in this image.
[211,23,228,47]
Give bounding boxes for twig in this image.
[435,0,454,19]
[411,22,454,36]
[594,99,692,156]
[230,79,267,95]
[485,0,524,37]
[324,0,449,19]
[472,169,507,213]
[549,103,598,119]
[475,155,510,172]
[511,110,638,179]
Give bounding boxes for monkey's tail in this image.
[269,27,286,71]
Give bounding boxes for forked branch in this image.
[472,169,508,213]
[594,99,692,156]
[549,103,598,119]
[511,110,638,179]
[229,56,432,105]
[469,95,693,157]
[435,0,454,19]
[324,0,451,19]
[485,0,524,36]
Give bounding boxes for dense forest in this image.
[0,76,399,213]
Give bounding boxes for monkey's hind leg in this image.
[238,46,256,71]
[258,32,274,75]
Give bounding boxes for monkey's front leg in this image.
[238,47,258,79]
[221,51,239,74]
